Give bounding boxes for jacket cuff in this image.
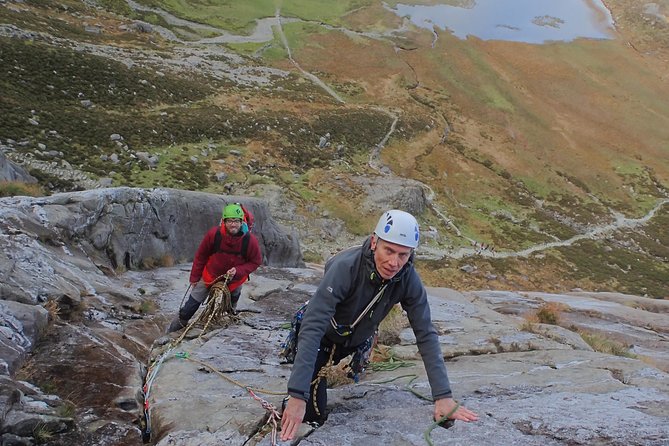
[287,388,310,401]
[432,391,453,400]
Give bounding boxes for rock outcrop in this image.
[0,150,36,183]
[144,269,669,446]
[0,187,302,305]
[1,188,668,446]
[0,187,303,445]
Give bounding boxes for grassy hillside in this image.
[1,0,667,297]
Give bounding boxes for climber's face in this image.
[224,218,242,235]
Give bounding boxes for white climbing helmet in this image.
[373,210,420,249]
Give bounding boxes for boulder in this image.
[0,151,36,183]
[0,187,303,278]
[0,301,48,375]
[142,272,669,446]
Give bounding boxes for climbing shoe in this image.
[166,317,188,333]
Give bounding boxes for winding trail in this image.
[365,113,669,261]
[126,0,298,44]
[274,9,345,104]
[368,110,399,171]
[121,0,669,262]
[440,198,669,260]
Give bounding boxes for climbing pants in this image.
[179,283,242,322]
[304,339,355,424]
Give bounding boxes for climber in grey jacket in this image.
[281,210,478,441]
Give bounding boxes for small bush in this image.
[16,358,37,382]
[536,306,559,325]
[378,304,408,345]
[301,249,324,264]
[246,174,270,187]
[33,423,54,444]
[137,299,157,315]
[43,299,60,322]
[140,254,175,269]
[56,401,76,418]
[519,320,537,333]
[39,381,58,394]
[533,302,568,325]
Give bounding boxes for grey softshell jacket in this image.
[287,237,452,401]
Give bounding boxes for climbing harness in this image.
[280,283,388,364]
[348,334,376,382]
[329,283,388,336]
[278,302,308,363]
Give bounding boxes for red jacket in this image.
[190,225,262,290]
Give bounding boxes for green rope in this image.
[368,373,460,445]
[424,403,460,446]
[369,348,414,372]
[369,373,418,385]
[369,356,414,372]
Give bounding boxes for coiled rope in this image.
[174,273,238,345]
[368,348,414,372]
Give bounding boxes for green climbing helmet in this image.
[222,203,244,220]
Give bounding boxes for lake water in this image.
[388,0,615,44]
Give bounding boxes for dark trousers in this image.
[178,287,241,321]
[304,341,354,424]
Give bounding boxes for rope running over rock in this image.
[142,273,283,444]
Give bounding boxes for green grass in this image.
[137,299,158,314]
[320,193,376,236]
[292,181,317,201]
[0,1,125,42]
[611,161,666,211]
[481,85,515,112]
[623,207,669,260]
[0,181,44,197]
[0,38,215,109]
[280,21,329,54]
[135,0,276,33]
[516,175,559,201]
[559,239,669,299]
[33,423,55,444]
[135,0,376,32]
[579,331,636,358]
[280,0,374,25]
[96,0,134,16]
[225,40,274,57]
[127,143,214,189]
[56,401,76,418]
[133,11,173,31]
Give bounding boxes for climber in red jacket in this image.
[167,203,261,333]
